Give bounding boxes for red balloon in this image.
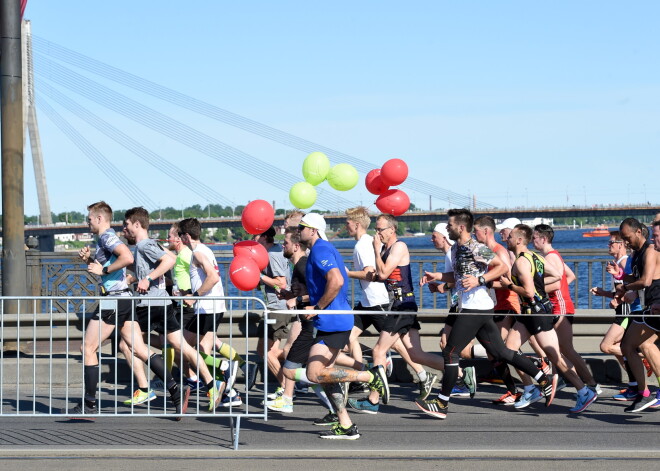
[233,240,269,271]
[229,255,261,291]
[365,169,389,195]
[380,158,408,186]
[241,200,274,235]
[375,189,410,217]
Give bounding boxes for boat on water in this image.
[582,225,611,238]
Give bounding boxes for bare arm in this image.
[374,242,408,280]
[192,251,220,295]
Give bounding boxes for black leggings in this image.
[441,309,542,399]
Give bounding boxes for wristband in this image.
[102,266,109,275]
[296,296,303,306]
[193,291,200,297]
[146,276,153,283]
[314,304,323,311]
[507,283,514,290]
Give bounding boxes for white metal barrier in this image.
[0,295,274,450]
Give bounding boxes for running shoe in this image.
[650,390,660,409]
[626,390,657,413]
[313,411,339,426]
[221,389,243,408]
[348,397,379,414]
[319,423,361,440]
[538,374,558,407]
[624,390,651,413]
[170,384,191,421]
[240,362,258,391]
[123,389,156,406]
[267,387,285,400]
[64,401,98,415]
[207,382,223,411]
[556,376,567,392]
[414,397,448,419]
[450,385,471,398]
[492,390,521,405]
[417,373,438,401]
[266,395,293,413]
[514,387,543,409]
[588,383,603,395]
[462,366,477,398]
[569,388,597,413]
[150,377,165,391]
[537,357,552,376]
[385,351,394,377]
[642,357,653,377]
[368,365,389,404]
[184,377,205,392]
[613,386,638,401]
[348,382,370,395]
[224,360,240,391]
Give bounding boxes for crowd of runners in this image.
[64,201,660,440]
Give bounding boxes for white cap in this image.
[433,223,454,245]
[300,213,328,240]
[496,217,522,231]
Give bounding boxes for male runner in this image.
[122,207,222,414]
[349,214,446,414]
[344,206,435,402]
[533,224,598,391]
[62,201,141,415]
[501,224,596,413]
[299,213,388,439]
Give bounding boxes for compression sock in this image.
[84,364,100,401]
[149,353,175,389]
[217,342,244,365]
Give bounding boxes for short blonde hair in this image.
[345,206,371,230]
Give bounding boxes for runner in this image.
[618,218,660,412]
[349,214,445,414]
[298,213,388,439]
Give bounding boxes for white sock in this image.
[417,370,428,382]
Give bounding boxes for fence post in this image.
[26,248,42,298]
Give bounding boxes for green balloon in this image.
[289,181,317,209]
[302,152,331,186]
[327,163,359,191]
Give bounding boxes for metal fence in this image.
[0,295,271,450]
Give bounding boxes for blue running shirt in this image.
[305,239,354,332]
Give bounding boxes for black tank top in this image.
[632,242,660,307]
[380,241,414,296]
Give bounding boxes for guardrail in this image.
[0,295,271,450]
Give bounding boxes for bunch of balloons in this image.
[230,200,275,291]
[366,158,410,217]
[289,152,359,209]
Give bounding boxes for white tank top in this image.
[190,243,226,314]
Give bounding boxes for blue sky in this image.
[20,1,660,215]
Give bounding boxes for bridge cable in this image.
[32,36,493,210]
[37,97,158,209]
[34,53,357,212]
[39,82,237,209]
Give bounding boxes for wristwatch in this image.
[478,275,486,286]
[314,304,323,311]
[102,266,109,275]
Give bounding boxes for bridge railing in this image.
[5,248,616,311]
